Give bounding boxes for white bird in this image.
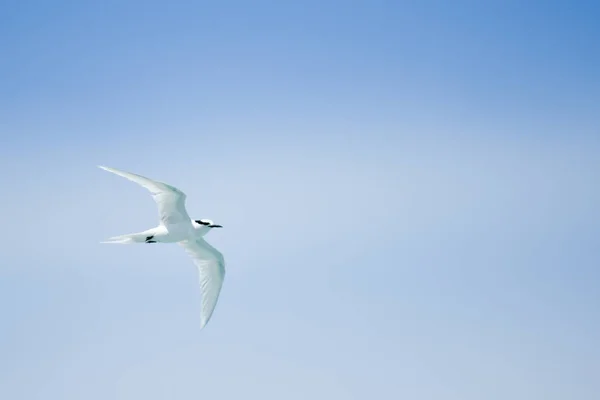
[98,165,225,330]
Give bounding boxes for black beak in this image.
[209,224,223,228]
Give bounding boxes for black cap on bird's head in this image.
[194,219,223,228]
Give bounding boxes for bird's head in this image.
[194,219,223,229]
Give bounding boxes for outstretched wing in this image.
[179,238,226,329]
[99,166,190,226]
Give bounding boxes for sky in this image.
[1,1,599,399]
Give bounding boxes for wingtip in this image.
[198,316,209,331]
[98,165,119,174]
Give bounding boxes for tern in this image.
[98,165,225,330]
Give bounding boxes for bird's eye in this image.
[195,220,210,225]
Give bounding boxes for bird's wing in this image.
[179,238,226,329]
[99,166,191,226]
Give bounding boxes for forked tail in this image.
[101,231,151,244]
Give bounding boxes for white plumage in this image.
[99,165,225,330]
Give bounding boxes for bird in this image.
[98,165,225,330]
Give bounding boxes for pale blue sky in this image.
[1,1,599,399]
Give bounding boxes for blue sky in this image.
[1,1,599,399]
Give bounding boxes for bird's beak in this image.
[209,224,223,228]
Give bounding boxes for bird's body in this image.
[102,223,196,244]
[98,165,225,330]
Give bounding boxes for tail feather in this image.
[101,233,144,244]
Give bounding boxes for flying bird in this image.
[98,165,225,330]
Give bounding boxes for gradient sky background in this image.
[1,1,599,399]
